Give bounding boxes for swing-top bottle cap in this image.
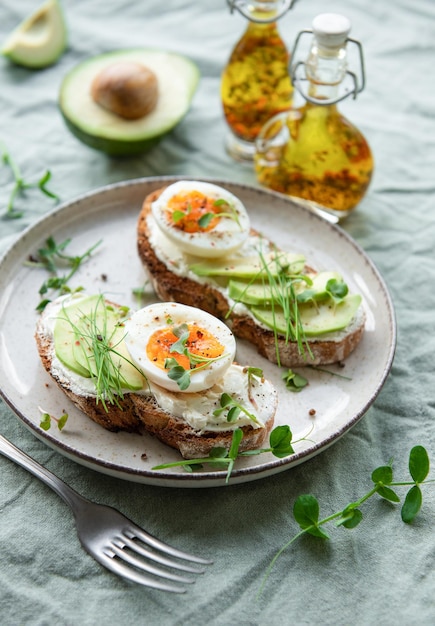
[312,13,351,49]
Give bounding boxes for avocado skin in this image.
[61,112,162,157]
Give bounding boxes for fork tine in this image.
[119,534,207,574]
[95,551,188,593]
[124,525,213,566]
[108,543,196,584]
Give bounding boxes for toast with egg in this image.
[35,294,277,459]
[137,182,366,368]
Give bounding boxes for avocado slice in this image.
[59,49,200,156]
[53,295,144,390]
[228,271,344,306]
[190,252,306,280]
[251,294,362,337]
[53,295,97,377]
[228,279,276,306]
[1,0,67,69]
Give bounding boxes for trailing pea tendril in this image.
[153,424,298,484]
[259,445,434,594]
[1,143,59,219]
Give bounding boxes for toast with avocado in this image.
[137,185,366,367]
[35,293,277,458]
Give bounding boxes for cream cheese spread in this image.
[148,365,276,433]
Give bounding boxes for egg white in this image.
[151,180,250,258]
[124,302,236,393]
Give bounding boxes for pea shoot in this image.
[38,407,68,431]
[152,424,296,484]
[1,143,59,219]
[297,276,349,306]
[25,235,102,311]
[260,445,434,593]
[213,392,262,425]
[282,368,309,392]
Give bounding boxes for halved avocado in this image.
[59,49,200,156]
[1,0,67,69]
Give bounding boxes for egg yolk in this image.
[166,191,221,233]
[146,324,225,371]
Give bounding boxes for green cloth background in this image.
[1,0,434,624]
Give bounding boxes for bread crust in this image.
[35,305,275,458]
[137,187,365,367]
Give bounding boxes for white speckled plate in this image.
[0,177,396,487]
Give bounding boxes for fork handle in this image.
[0,434,84,510]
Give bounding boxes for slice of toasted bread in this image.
[137,187,365,367]
[35,297,276,458]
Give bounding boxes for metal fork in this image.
[0,434,212,593]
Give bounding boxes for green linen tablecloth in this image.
[1,1,434,624]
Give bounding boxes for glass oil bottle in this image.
[221,0,296,163]
[254,13,373,218]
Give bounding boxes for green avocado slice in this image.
[250,294,362,337]
[53,295,144,390]
[59,49,199,156]
[1,0,67,69]
[189,252,306,280]
[228,271,343,306]
[53,295,97,378]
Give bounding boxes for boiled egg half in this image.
[124,302,236,393]
[151,180,250,258]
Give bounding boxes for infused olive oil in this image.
[221,0,293,162]
[255,103,373,212]
[255,13,373,217]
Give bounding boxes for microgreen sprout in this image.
[325,277,348,302]
[152,424,296,484]
[213,392,262,425]
[297,277,349,307]
[260,445,434,593]
[1,143,59,219]
[172,198,241,230]
[172,204,191,223]
[243,366,264,407]
[38,407,68,431]
[282,368,309,392]
[197,198,242,230]
[25,236,102,311]
[163,322,229,391]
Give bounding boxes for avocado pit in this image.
[91,61,159,120]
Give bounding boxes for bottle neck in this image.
[305,41,347,105]
[244,0,282,22]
